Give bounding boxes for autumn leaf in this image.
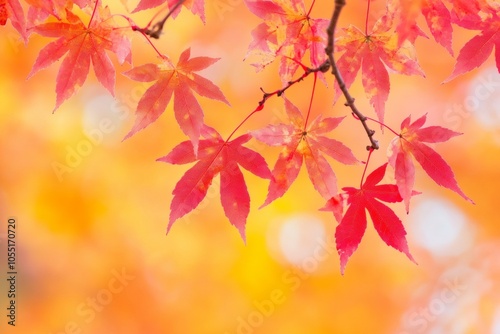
[1,0,27,41]
[24,0,90,23]
[0,0,8,25]
[252,98,358,208]
[387,114,473,212]
[158,126,272,242]
[244,0,328,83]
[393,0,453,54]
[445,1,500,81]
[26,1,59,23]
[132,0,205,23]
[334,7,425,124]
[123,48,229,151]
[28,5,132,111]
[323,163,415,275]
[319,193,345,224]
[451,0,490,21]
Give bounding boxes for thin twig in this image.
[325,0,379,150]
[226,61,329,142]
[133,0,186,39]
[257,61,330,111]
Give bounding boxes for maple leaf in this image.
[386,0,427,45]
[244,0,328,83]
[323,163,415,275]
[28,5,132,111]
[319,193,345,224]
[387,114,473,212]
[123,48,229,151]
[334,8,425,124]
[1,0,27,41]
[445,1,500,81]
[392,0,453,54]
[252,98,358,207]
[450,0,490,21]
[24,0,90,23]
[132,0,205,23]
[158,126,272,242]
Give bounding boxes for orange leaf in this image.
[28,5,131,111]
[334,9,425,124]
[123,48,229,151]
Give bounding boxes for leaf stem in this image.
[351,113,399,136]
[303,72,317,131]
[225,110,259,143]
[307,0,316,17]
[325,0,379,150]
[226,61,329,143]
[146,2,171,29]
[257,62,328,112]
[88,0,99,28]
[365,0,371,36]
[110,13,138,27]
[138,31,168,59]
[365,116,399,136]
[360,148,374,188]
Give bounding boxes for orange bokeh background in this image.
[1,1,500,333]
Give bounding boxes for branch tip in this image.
[325,0,379,151]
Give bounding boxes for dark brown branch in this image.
[325,0,379,150]
[133,0,186,39]
[257,61,330,110]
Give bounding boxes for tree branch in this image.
[257,61,330,111]
[325,0,379,150]
[226,61,329,143]
[133,0,186,39]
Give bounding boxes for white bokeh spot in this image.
[410,197,473,257]
[278,214,326,266]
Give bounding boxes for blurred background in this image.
[1,1,500,333]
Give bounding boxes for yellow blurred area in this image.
[1,1,500,333]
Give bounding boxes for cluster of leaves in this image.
[3,0,495,273]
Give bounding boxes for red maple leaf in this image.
[158,126,272,242]
[123,48,229,151]
[323,163,415,275]
[1,0,27,41]
[393,0,453,54]
[25,0,91,23]
[132,0,205,23]
[252,98,358,207]
[445,1,500,81]
[388,114,473,212]
[28,5,132,111]
[244,0,328,83]
[0,0,8,25]
[334,7,425,124]
[319,193,345,224]
[451,0,490,21]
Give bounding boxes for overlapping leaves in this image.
[446,0,500,80]
[252,98,358,207]
[334,6,425,124]
[1,0,26,41]
[28,5,131,110]
[244,0,328,83]
[2,0,486,273]
[132,0,205,23]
